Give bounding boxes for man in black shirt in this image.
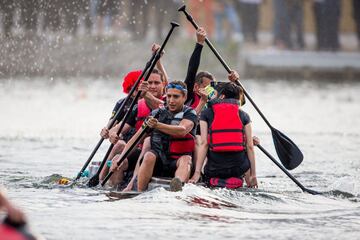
[112,81,198,192]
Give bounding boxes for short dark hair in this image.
[220,82,241,100]
[151,68,164,82]
[195,71,214,85]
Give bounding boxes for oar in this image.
[88,22,180,187]
[101,110,162,187]
[257,144,320,195]
[74,51,157,183]
[86,56,155,188]
[178,5,303,170]
[101,122,150,187]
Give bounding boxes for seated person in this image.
[191,79,258,189]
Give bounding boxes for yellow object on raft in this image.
[58,178,70,185]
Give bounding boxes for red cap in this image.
[122,70,142,94]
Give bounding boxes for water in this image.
[1,78,360,240]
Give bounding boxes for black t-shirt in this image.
[125,104,139,128]
[111,97,136,142]
[200,107,251,171]
[111,97,134,122]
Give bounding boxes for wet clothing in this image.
[149,106,197,177]
[200,103,251,179]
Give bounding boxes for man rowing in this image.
[104,68,167,187]
[98,70,142,180]
[111,81,197,192]
[191,73,258,189]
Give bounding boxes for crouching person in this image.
[191,82,258,189]
[137,81,198,192]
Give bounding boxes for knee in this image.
[111,155,128,170]
[142,151,156,166]
[178,156,192,167]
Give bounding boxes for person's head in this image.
[165,80,188,112]
[122,70,143,96]
[148,68,165,98]
[194,71,214,94]
[219,82,241,100]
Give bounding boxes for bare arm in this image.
[151,118,194,137]
[123,136,151,191]
[244,123,257,187]
[193,88,208,115]
[156,59,169,86]
[143,91,164,110]
[151,43,168,86]
[109,122,132,144]
[189,120,208,183]
[111,127,148,172]
[0,187,26,223]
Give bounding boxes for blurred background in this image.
[1,3,360,239]
[0,0,359,79]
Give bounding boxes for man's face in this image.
[194,77,212,94]
[148,73,164,98]
[166,88,186,113]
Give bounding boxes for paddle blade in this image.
[87,175,99,187]
[272,129,303,170]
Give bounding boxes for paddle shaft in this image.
[257,144,318,194]
[101,126,149,186]
[179,6,272,129]
[75,52,157,181]
[90,22,179,186]
[88,53,158,184]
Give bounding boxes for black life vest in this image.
[166,106,196,160]
[208,99,246,152]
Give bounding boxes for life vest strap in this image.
[209,129,244,133]
[210,142,246,147]
[169,152,193,156]
[170,137,194,141]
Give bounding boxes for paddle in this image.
[178,5,303,170]
[257,144,320,195]
[74,51,157,183]
[86,52,158,188]
[88,22,180,187]
[101,120,152,187]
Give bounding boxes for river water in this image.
[0,78,359,240]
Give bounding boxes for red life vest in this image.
[135,99,152,130]
[0,224,31,240]
[208,99,246,152]
[190,93,201,109]
[167,107,196,160]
